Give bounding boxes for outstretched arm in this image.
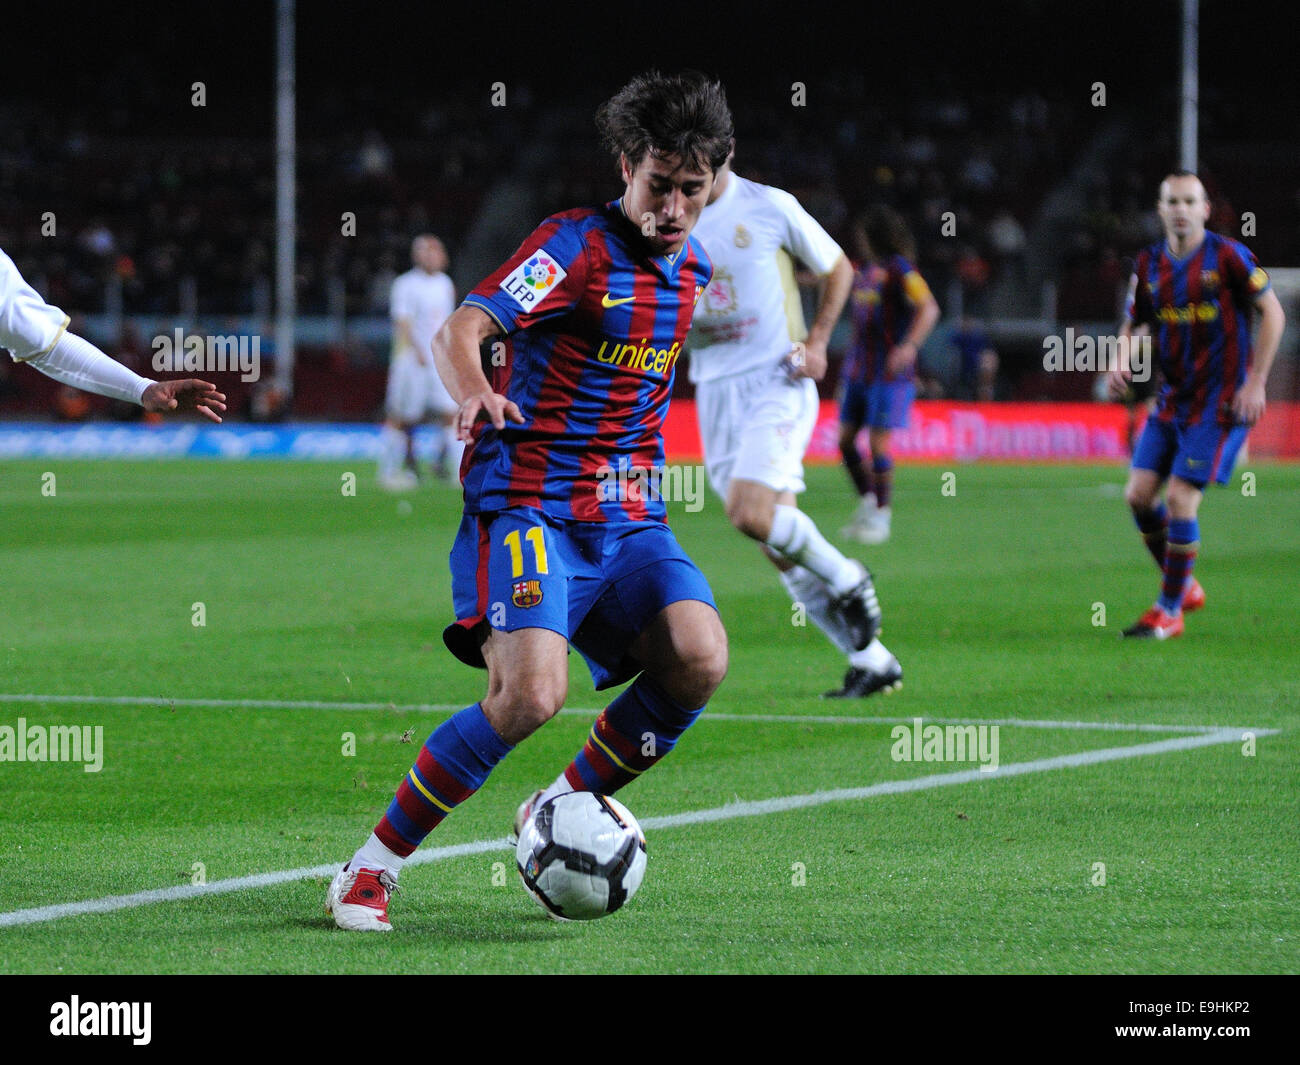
[26,331,226,422]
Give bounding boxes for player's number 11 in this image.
[504,527,549,577]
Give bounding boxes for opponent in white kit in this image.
[687,152,902,698]
[378,234,460,489]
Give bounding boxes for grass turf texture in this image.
[0,458,1296,974]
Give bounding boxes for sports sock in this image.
[378,425,406,479]
[1132,502,1169,568]
[766,505,861,595]
[373,703,512,859]
[841,436,873,497]
[780,566,895,671]
[561,674,703,795]
[871,454,895,509]
[349,833,409,878]
[1158,518,1199,615]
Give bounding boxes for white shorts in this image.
[385,353,458,422]
[696,368,818,499]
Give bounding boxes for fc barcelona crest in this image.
[512,580,543,608]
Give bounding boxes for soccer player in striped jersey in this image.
[1108,171,1285,639]
[687,148,899,700]
[1,246,225,420]
[328,71,733,931]
[838,207,940,545]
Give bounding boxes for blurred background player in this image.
[328,70,732,931]
[2,245,225,421]
[949,313,999,402]
[377,234,459,490]
[837,206,940,545]
[688,148,899,699]
[1108,171,1285,639]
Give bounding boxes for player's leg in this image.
[774,549,902,698]
[726,375,886,659]
[1123,464,1169,569]
[838,382,877,537]
[527,530,727,817]
[379,356,421,491]
[1158,475,1203,617]
[857,378,914,545]
[860,426,894,544]
[728,478,879,652]
[329,509,569,929]
[1121,417,1181,637]
[428,366,463,481]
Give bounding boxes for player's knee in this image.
[1125,481,1157,511]
[1165,481,1201,518]
[487,675,567,739]
[667,628,729,708]
[725,496,771,541]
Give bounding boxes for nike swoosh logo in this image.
[601,293,636,308]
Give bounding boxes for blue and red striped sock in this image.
[1132,502,1169,568]
[563,675,704,795]
[872,454,894,509]
[374,703,512,858]
[1158,518,1199,615]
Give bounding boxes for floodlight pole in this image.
[273,0,297,398]
[1180,0,1198,173]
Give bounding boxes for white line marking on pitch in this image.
[0,726,1271,929]
[0,693,1257,735]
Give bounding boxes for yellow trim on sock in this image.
[407,768,452,813]
[589,729,643,775]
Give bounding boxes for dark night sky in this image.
[3,1,1295,139]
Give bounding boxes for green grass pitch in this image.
[0,457,1296,974]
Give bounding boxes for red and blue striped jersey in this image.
[460,200,711,521]
[842,254,933,383]
[1127,231,1271,426]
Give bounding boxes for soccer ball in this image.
[516,792,648,921]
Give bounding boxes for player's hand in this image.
[885,342,916,380]
[1107,365,1131,401]
[784,342,827,382]
[455,392,524,439]
[1231,378,1266,426]
[142,379,227,423]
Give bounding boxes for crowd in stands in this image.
[2,73,1292,416]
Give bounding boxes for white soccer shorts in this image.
[385,353,458,422]
[695,367,819,499]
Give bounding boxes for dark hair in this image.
[856,205,915,261]
[595,70,734,174]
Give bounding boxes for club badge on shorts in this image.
[512,580,543,608]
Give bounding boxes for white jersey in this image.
[390,268,456,361]
[686,173,843,384]
[1,247,70,361]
